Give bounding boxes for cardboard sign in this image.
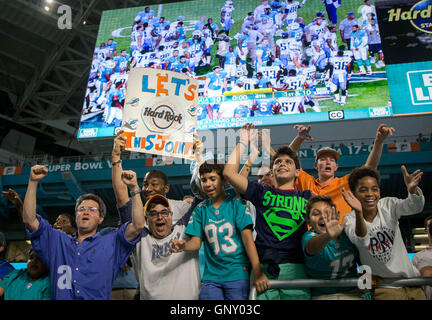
[122,68,198,159]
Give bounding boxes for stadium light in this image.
[44,5,50,11]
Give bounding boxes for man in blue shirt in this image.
[22,165,144,300]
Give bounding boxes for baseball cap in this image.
[212,65,221,71]
[143,194,171,215]
[315,147,339,161]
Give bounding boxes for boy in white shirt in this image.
[342,165,426,300]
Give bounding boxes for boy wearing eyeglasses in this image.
[171,161,269,300]
[130,193,201,300]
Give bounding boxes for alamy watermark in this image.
[57,4,72,30]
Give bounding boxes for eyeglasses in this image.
[147,209,171,218]
[77,206,99,213]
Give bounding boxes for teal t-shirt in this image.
[186,194,253,282]
[301,229,359,297]
[0,269,51,300]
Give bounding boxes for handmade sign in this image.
[122,68,198,159]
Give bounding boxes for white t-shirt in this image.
[344,189,425,280]
[169,198,192,224]
[132,214,201,300]
[412,246,432,299]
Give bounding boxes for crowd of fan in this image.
[1,122,431,301]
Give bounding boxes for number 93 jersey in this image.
[186,193,254,282]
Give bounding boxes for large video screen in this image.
[78,0,396,139]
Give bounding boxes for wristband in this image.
[112,159,122,166]
[130,189,141,197]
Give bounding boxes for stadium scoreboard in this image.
[77,0,432,139]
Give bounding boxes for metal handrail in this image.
[249,277,432,300]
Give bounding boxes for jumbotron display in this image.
[78,0,393,139]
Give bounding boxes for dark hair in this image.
[348,166,381,192]
[305,195,335,217]
[199,161,225,179]
[75,193,107,218]
[0,232,6,248]
[271,146,301,169]
[144,170,168,185]
[424,215,432,229]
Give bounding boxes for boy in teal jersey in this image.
[302,195,364,300]
[171,162,269,299]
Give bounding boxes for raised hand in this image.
[375,124,395,144]
[342,187,363,214]
[250,129,260,154]
[170,239,186,253]
[401,165,423,194]
[30,165,48,182]
[121,170,138,189]
[323,206,346,240]
[294,124,313,141]
[239,123,255,145]
[193,132,204,162]
[261,128,271,153]
[113,130,127,157]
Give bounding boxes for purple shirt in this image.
[26,214,139,300]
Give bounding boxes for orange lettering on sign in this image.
[156,73,169,97]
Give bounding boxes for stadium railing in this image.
[248,277,432,300]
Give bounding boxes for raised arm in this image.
[402,165,423,196]
[261,128,275,159]
[239,129,260,178]
[364,124,395,170]
[2,188,23,219]
[121,170,145,242]
[223,123,254,195]
[342,187,367,238]
[112,130,130,207]
[23,165,48,232]
[289,124,313,153]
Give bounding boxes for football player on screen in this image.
[350,24,372,75]
[328,49,351,105]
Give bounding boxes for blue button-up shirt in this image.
[26,214,139,300]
